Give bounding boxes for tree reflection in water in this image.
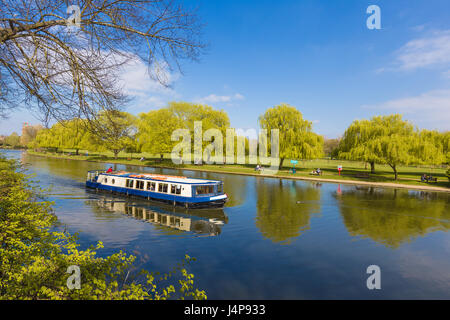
[255,179,321,244]
[335,186,450,248]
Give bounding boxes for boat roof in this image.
[93,171,220,185]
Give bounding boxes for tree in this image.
[323,137,340,158]
[58,118,90,155]
[138,102,230,161]
[20,124,43,147]
[0,0,204,123]
[338,118,382,173]
[30,126,61,151]
[420,130,450,164]
[86,111,137,159]
[258,104,323,170]
[137,108,184,159]
[4,132,21,148]
[339,115,444,180]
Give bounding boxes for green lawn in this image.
[27,149,450,189]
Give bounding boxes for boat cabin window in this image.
[171,184,182,195]
[125,205,133,215]
[158,183,168,193]
[196,185,214,195]
[217,183,223,194]
[112,179,115,185]
[136,180,145,190]
[147,182,156,191]
[104,178,108,183]
[126,179,134,188]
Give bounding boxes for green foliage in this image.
[138,108,185,156]
[138,102,231,158]
[323,137,340,158]
[259,104,323,169]
[446,168,450,182]
[338,115,445,179]
[31,119,91,154]
[0,157,206,300]
[3,132,21,148]
[82,111,137,159]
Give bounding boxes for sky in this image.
[1,0,450,138]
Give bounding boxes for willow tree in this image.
[420,130,450,164]
[137,108,184,159]
[338,118,383,173]
[258,104,323,170]
[85,110,137,159]
[339,115,444,180]
[0,0,204,123]
[138,102,230,162]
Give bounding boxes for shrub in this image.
[0,157,206,300]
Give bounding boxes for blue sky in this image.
[1,0,450,137]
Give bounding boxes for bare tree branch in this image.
[0,0,204,122]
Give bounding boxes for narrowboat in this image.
[86,170,228,208]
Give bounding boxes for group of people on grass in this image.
[421,174,437,182]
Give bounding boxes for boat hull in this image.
[86,181,227,209]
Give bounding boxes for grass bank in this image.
[26,150,450,193]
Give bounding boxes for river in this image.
[2,149,450,299]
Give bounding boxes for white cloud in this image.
[362,89,450,130]
[195,93,245,105]
[115,54,180,113]
[119,58,179,97]
[394,30,450,71]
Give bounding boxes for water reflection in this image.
[255,179,321,244]
[335,186,450,248]
[85,196,228,237]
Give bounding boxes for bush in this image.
[0,157,206,300]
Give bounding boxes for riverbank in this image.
[25,150,450,193]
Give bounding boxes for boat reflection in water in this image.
[86,195,228,237]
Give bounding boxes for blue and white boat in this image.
[86,170,228,208]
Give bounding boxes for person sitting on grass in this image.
[316,168,321,175]
[421,174,428,182]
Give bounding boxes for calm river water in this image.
[3,149,450,299]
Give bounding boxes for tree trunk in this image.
[389,164,397,180]
[114,150,119,159]
[278,158,284,170]
[370,161,375,174]
[75,149,79,155]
